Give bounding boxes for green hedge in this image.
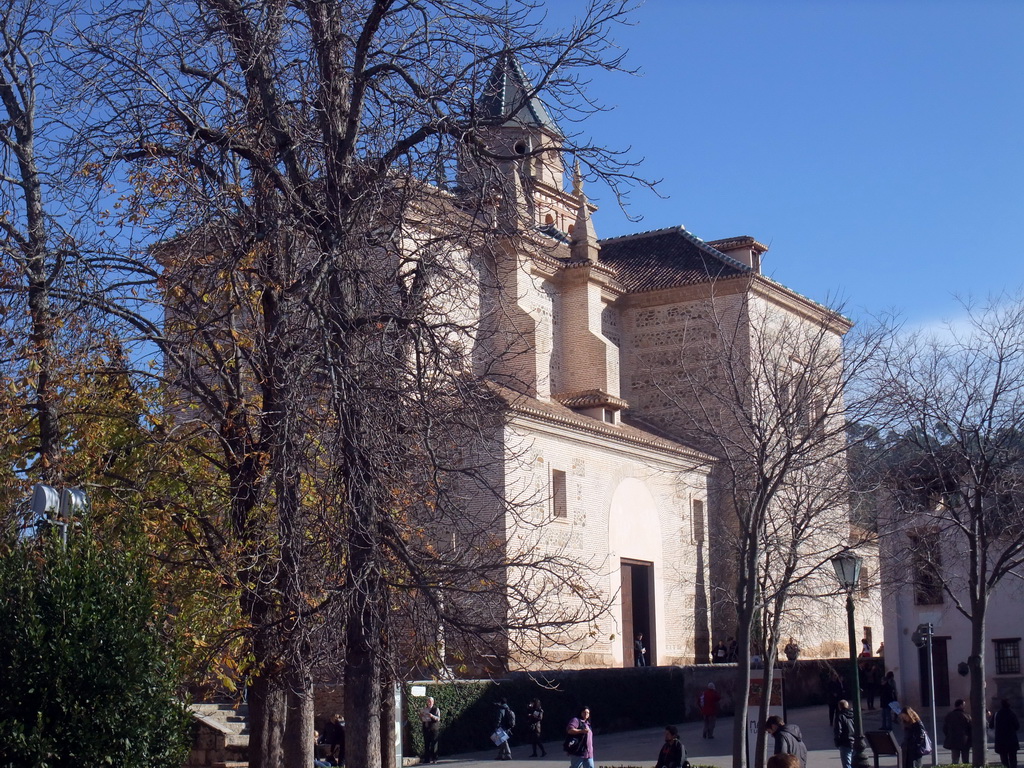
[404,666,687,757]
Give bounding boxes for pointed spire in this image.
[477,51,563,137]
[572,160,584,197]
[570,163,599,263]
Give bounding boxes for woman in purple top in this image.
[566,706,594,768]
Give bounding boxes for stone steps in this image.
[189,702,250,768]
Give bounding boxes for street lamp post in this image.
[832,552,871,768]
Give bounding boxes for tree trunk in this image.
[284,680,315,768]
[755,651,780,768]
[249,671,287,768]
[345,626,383,768]
[732,602,755,768]
[381,676,397,768]
[970,601,988,767]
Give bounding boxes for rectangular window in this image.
[910,532,944,605]
[995,639,1021,675]
[859,566,872,599]
[691,499,705,545]
[551,469,568,519]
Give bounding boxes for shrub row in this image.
[404,666,687,757]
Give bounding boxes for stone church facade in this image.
[460,53,883,671]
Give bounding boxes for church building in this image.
[458,53,883,670]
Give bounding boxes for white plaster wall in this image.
[881,532,1024,711]
[501,415,711,669]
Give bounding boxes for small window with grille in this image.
[995,639,1020,675]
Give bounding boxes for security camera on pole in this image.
[912,622,939,767]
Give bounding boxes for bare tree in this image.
[875,293,1024,767]
[57,2,646,767]
[628,283,892,768]
[0,0,91,492]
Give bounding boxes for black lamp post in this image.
[831,552,871,768]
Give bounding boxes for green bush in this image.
[405,666,687,757]
[0,532,190,768]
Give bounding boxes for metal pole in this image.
[847,593,870,768]
[926,628,938,767]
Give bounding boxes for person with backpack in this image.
[494,698,516,760]
[564,706,593,768]
[765,715,808,768]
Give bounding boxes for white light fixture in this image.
[32,484,88,520]
[60,488,88,518]
[31,484,60,516]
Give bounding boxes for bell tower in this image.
[459,52,574,229]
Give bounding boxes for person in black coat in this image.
[654,725,685,768]
[879,671,898,731]
[526,698,546,758]
[826,673,846,726]
[900,707,930,768]
[834,700,856,768]
[942,698,972,765]
[994,699,1021,768]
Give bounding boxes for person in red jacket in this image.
[698,682,721,739]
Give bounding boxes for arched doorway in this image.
[608,478,661,667]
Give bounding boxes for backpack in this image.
[503,707,516,730]
[563,734,584,755]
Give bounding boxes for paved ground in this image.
[428,704,974,768]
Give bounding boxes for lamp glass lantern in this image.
[831,552,863,592]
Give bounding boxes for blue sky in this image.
[553,0,1024,326]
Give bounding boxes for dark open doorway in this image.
[620,560,655,667]
[918,636,950,707]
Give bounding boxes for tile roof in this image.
[477,51,563,137]
[598,225,751,293]
[496,386,714,464]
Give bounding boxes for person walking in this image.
[494,698,515,761]
[654,725,685,768]
[994,699,1020,768]
[861,661,878,710]
[900,707,931,768]
[526,698,546,758]
[834,700,856,768]
[879,671,898,731]
[942,698,971,765]
[697,682,720,739]
[827,673,846,727]
[634,633,647,667]
[765,715,808,768]
[420,697,441,764]
[324,714,345,766]
[565,706,594,768]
